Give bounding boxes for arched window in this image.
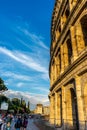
[65,9,70,19]
[67,39,73,64]
[80,15,87,47]
[59,53,61,71]
[70,88,79,130]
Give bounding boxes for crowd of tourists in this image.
[0,113,28,130]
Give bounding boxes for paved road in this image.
[11,118,40,130]
[26,119,40,130]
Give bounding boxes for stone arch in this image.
[80,14,87,47]
[65,79,79,129]
[70,88,79,130]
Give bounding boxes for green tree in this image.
[8,98,30,114]
[12,98,21,106]
[0,95,8,107]
[28,101,30,109]
[0,78,8,91]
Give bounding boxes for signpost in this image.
[1,102,8,110]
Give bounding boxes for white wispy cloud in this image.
[17,27,49,50]
[16,82,24,88]
[31,86,49,93]
[4,90,49,109]
[16,38,32,50]
[1,71,32,81]
[0,47,48,73]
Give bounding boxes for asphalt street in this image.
[26,119,40,130]
[11,118,40,130]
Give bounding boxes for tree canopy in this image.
[0,78,8,91]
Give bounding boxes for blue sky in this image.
[0,0,54,109]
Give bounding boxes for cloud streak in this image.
[1,71,32,81]
[4,89,49,109]
[17,27,49,50]
[0,47,48,73]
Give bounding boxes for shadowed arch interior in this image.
[80,15,87,46]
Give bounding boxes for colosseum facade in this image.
[49,0,87,130]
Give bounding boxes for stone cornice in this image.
[49,0,87,76]
[51,0,67,37]
[50,0,67,54]
[51,0,59,36]
[50,48,87,91]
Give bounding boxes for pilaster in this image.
[62,86,66,124]
[51,65,53,86]
[55,92,58,125]
[50,95,55,124]
[75,23,85,53]
[70,26,78,61]
[75,75,85,130]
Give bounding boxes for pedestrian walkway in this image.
[26,119,40,130]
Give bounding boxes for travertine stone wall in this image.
[75,23,85,53]
[50,95,55,124]
[75,75,85,129]
[49,0,87,130]
[70,26,78,61]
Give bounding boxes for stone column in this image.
[49,96,52,124]
[57,92,62,126]
[60,44,64,73]
[55,30,59,42]
[55,92,58,125]
[75,23,85,53]
[50,65,53,86]
[50,96,53,124]
[54,58,57,81]
[61,14,67,28]
[53,41,56,49]
[58,55,61,76]
[73,0,77,7]
[53,63,55,82]
[70,26,78,61]
[62,86,67,128]
[66,87,73,128]
[61,17,65,30]
[69,0,77,11]
[55,57,60,79]
[75,75,85,130]
[50,95,55,124]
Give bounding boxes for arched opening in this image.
[59,25,61,33]
[80,15,87,47]
[65,9,70,19]
[70,88,79,130]
[59,53,61,71]
[67,39,73,64]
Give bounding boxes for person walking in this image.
[22,116,28,130]
[15,116,22,130]
[1,119,6,130]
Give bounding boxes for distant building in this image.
[43,106,50,116]
[43,106,50,120]
[49,0,87,130]
[34,104,50,115]
[35,104,43,114]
